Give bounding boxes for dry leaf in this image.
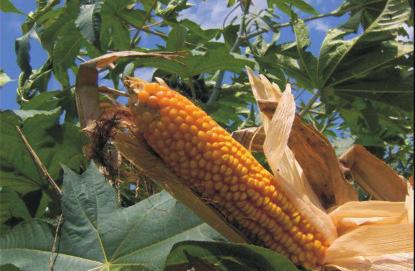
[339,145,407,201]
[247,69,337,244]
[245,68,357,209]
[325,223,414,271]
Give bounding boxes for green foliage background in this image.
[0,0,413,270]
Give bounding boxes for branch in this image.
[299,90,320,117]
[48,214,63,270]
[131,0,157,47]
[207,4,250,105]
[16,126,63,197]
[244,0,384,40]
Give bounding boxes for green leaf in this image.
[0,109,86,195]
[311,0,414,147]
[179,19,219,45]
[0,0,23,14]
[52,22,82,69]
[292,18,318,88]
[118,8,146,29]
[98,0,132,51]
[20,91,62,110]
[167,25,186,51]
[0,264,21,271]
[318,0,412,86]
[75,3,100,45]
[156,0,191,19]
[0,164,221,270]
[0,188,31,233]
[165,241,299,271]
[268,0,292,15]
[15,32,32,81]
[284,0,318,15]
[137,47,255,78]
[0,70,11,87]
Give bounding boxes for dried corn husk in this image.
[75,52,413,271]
[246,69,414,271]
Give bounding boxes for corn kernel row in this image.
[126,79,328,268]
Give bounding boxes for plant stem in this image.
[299,90,320,117]
[244,0,384,40]
[131,0,157,47]
[207,4,250,105]
[16,126,62,198]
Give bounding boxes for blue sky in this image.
[0,0,359,110]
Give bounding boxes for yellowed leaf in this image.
[247,68,337,244]
[325,223,414,270]
[339,145,407,202]
[329,201,407,235]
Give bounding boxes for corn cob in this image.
[125,78,329,268]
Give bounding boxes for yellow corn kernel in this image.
[126,78,329,268]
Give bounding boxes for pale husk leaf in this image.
[329,201,408,235]
[246,68,337,244]
[325,223,414,270]
[245,68,357,209]
[404,183,413,224]
[339,145,407,201]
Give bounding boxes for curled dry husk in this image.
[245,68,414,271]
[75,52,413,271]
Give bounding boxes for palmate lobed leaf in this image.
[318,0,412,87]
[0,104,86,232]
[0,164,222,271]
[136,46,255,78]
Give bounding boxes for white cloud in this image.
[307,20,330,32]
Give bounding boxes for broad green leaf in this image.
[0,164,221,270]
[156,0,191,19]
[166,25,186,51]
[292,18,318,88]
[287,0,318,15]
[98,0,132,51]
[0,109,86,195]
[165,241,299,271]
[0,264,21,271]
[0,0,23,14]
[0,220,72,270]
[318,0,412,86]
[137,47,255,78]
[179,19,219,45]
[334,0,395,29]
[53,22,82,69]
[76,3,100,45]
[268,0,318,15]
[118,8,146,29]
[20,91,62,110]
[0,70,11,87]
[0,188,31,233]
[325,41,413,88]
